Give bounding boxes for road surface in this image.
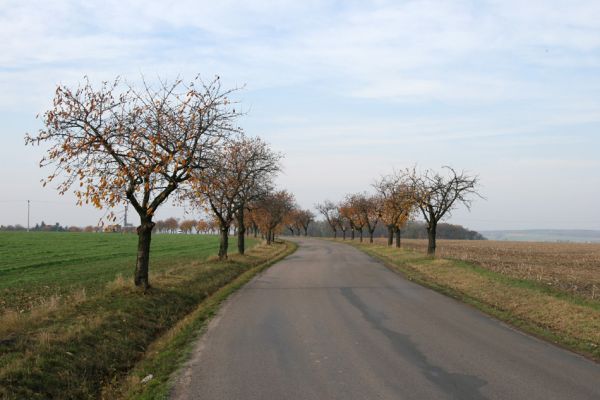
[171,237,600,400]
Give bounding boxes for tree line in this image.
[295,220,485,241]
[316,167,481,255]
[25,74,306,290]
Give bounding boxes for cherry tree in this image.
[26,75,240,289]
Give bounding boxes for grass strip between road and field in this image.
[345,241,600,362]
[103,239,297,400]
[0,240,296,400]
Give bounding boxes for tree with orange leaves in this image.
[179,219,196,234]
[25,75,240,289]
[295,209,315,236]
[344,193,368,242]
[195,219,209,234]
[374,171,416,248]
[189,134,281,259]
[337,201,354,240]
[354,194,382,243]
[254,190,295,245]
[285,208,301,236]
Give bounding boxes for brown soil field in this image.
[378,238,600,301]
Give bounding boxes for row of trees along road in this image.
[25,75,290,290]
[316,167,480,255]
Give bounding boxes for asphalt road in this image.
[171,237,600,400]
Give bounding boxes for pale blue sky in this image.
[1,0,599,230]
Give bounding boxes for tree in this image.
[344,194,367,242]
[195,219,209,234]
[26,75,240,289]
[295,209,315,236]
[315,201,339,238]
[164,217,179,233]
[179,219,196,234]
[189,135,281,259]
[337,203,353,240]
[351,194,381,243]
[410,166,481,255]
[374,172,416,248]
[230,137,281,255]
[254,190,295,245]
[285,209,301,236]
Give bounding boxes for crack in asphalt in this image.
[340,287,489,400]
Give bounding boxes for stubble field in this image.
[393,238,600,301]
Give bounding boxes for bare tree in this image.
[295,209,315,236]
[315,200,339,238]
[25,75,240,289]
[410,166,481,255]
[232,137,282,255]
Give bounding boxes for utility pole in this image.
[124,204,128,227]
[27,200,30,232]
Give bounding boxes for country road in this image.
[171,237,600,400]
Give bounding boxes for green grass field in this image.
[0,231,295,400]
[0,232,243,313]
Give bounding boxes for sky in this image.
[1,0,599,231]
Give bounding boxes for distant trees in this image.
[254,191,296,244]
[27,75,241,289]
[296,210,315,236]
[189,134,281,259]
[179,219,196,234]
[316,201,340,239]
[229,137,282,255]
[343,195,365,241]
[316,166,481,255]
[336,193,382,243]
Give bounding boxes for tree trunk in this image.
[237,209,246,255]
[387,225,394,246]
[342,229,346,240]
[359,229,363,242]
[351,228,355,240]
[395,226,401,248]
[266,229,272,245]
[427,222,437,255]
[304,227,308,236]
[369,229,375,243]
[134,220,155,290]
[219,225,229,260]
[333,228,337,239]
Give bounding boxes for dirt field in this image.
[384,238,600,301]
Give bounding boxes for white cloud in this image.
[1,0,600,228]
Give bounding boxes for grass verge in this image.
[0,240,296,400]
[343,240,600,362]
